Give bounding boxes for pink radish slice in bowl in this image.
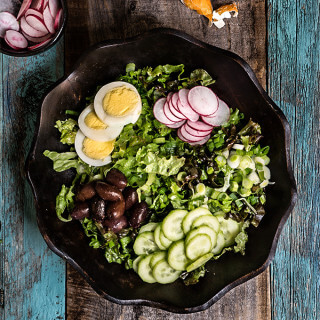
[0,12,19,38]
[153,98,176,126]
[54,8,63,31]
[189,134,211,146]
[31,0,44,11]
[186,120,213,132]
[167,120,186,129]
[28,38,51,50]
[177,89,199,122]
[17,0,33,20]
[163,101,183,122]
[5,30,28,49]
[201,99,230,126]
[22,31,51,43]
[168,97,187,120]
[43,5,55,33]
[25,8,43,19]
[188,86,219,116]
[184,124,212,137]
[26,14,48,33]
[48,0,60,18]
[179,125,208,142]
[21,16,48,37]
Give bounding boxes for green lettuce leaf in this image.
[54,119,78,145]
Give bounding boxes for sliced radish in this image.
[27,38,51,50]
[178,88,190,107]
[48,0,60,19]
[171,92,180,110]
[201,99,230,126]
[54,8,63,31]
[5,30,28,49]
[184,124,212,137]
[0,12,19,38]
[188,86,219,116]
[43,5,55,33]
[166,120,186,128]
[31,0,44,11]
[179,125,207,142]
[177,89,199,122]
[21,16,48,38]
[22,30,51,43]
[153,98,176,126]
[17,0,33,20]
[186,120,213,132]
[25,8,43,20]
[189,135,211,146]
[168,99,187,120]
[177,128,192,143]
[163,101,183,122]
[26,14,48,33]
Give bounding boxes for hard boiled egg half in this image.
[94,81,142,127]
[74,81,141,167]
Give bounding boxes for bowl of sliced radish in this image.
[0,0,66,56]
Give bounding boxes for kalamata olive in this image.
[71,202,90,220]
[106,200,125,220]
[122,186,138,210]
[76,183,96,202]
[129,201,148,228]
[105,168,127,191]
[104,215,128,233]
[95,181,123,202]
[90,197,106,222]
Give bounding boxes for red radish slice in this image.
[153,98,176,125]
[189,134,211,146]
[178,88,190,107]
[166,120,186,128]
[49,0,60,19]
[43,5,55,33]
[26,14,48,33]
[186,120,213,132]
[177,99,199,122]
[184,124,212,137]
[0,12,19,38]
[21,16,48,38]
[5,30,28,49]
[17,0,33,20]
[54,8,63,30]
[179,125,207,142]
[28,38,51,50]
[163,101,183,122]
[171,92,179,110]
[25,9,43,20]
[188,86,219,116]
[31,0,44,11]
[201,99,230,126]
[177,128,191,143]
[22,31,51,43]
[168,99,187,120]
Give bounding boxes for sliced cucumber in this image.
[182,207,212,234]
[162,209,188,241]
[211,232,225,255]
[152,259,181,284]
[185,234,212,261]
[185,226,217,249]
[167,240,190,271]
[217,216,241,247]
[139,222,159,234]
[159,228,172,249]
[150,251,167,269]
[186,253,214,272]
[133,255,145,272]
[133,231,159,255]
[154,225,167,251]
[137,255,156,283]
[192,215,220,233]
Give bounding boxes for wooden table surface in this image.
[0,0,319,319]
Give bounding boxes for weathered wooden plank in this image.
[0,41,66,319]
[66,1,271,319]
[267,0,320,319]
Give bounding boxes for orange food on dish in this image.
[182,0,213,22]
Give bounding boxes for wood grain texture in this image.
[0,43,66,320]
[267,0,320,319]
[65,1,270,319]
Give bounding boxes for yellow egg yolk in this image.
[103,86,139,117]
[84,111,108,129]
[82,138,115,160]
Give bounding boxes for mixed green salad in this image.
[44,63,271,285]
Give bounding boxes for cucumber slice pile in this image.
[133,208,243,284]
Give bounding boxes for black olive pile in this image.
[70,168,148,233]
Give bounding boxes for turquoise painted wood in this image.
[0,39,66,320]
[267,0,320,319]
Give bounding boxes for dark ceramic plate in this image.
[26,29,297,313]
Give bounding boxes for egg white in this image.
[75,130,112,167]
[78,104,123,141]
[94,81,142,127]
